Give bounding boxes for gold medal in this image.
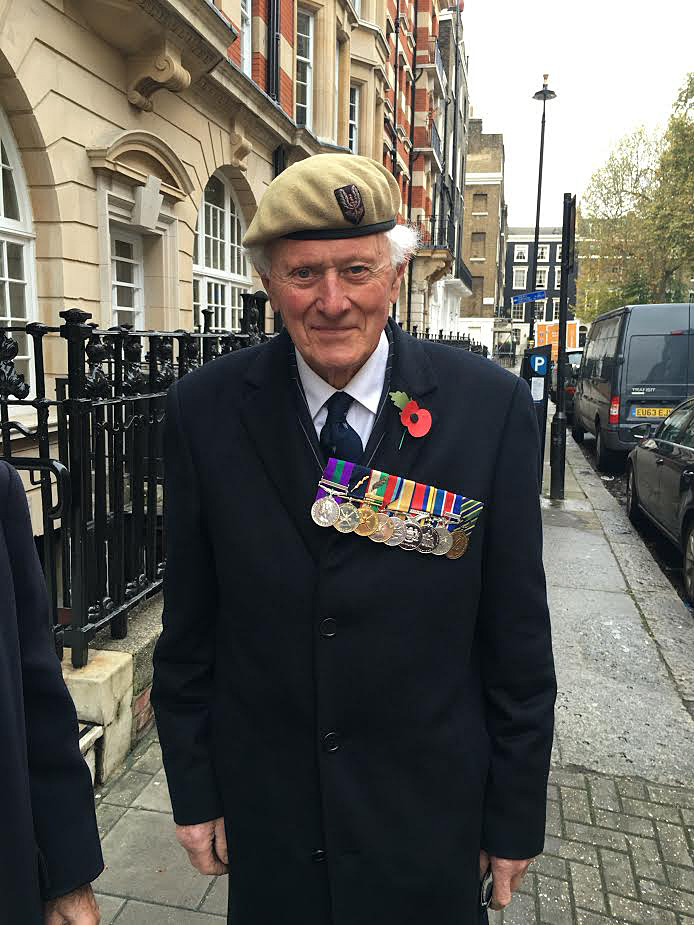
[446,528,469,560]
[334,501,360,533]
[355,504,379,536]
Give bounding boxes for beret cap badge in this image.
[334,184,365,225]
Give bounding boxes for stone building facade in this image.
[455,117,507,352]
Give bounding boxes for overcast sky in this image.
[461,0,693,228]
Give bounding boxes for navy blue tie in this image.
[319,392,363,463]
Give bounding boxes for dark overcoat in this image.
[152,320,556,925]
[0,461,103,924]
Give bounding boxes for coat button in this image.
[319,618,337,638]
[322,732,340,752]
[312,849,327,863]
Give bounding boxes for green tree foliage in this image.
[575,74,693,323]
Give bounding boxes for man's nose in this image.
[315,271,349,315]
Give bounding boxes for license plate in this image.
[631,407,673,418]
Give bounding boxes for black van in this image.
[572,303,694,469]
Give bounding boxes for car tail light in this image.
[566,385,576,397]
[609,396,620,425]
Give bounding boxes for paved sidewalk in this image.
[91,420,694,924]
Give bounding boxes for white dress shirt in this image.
[295,330,389,449]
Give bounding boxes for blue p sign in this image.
[530,354,548,375]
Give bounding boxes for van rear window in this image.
[626,334,688,386]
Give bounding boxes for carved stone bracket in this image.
[128,39,191,112]
[229,118,253,172]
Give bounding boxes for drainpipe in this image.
[449,1,461,246]
[405,0,420,332]
[266,0,280,100]
[390,0,401,177]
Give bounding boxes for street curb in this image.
[562,437,694,716]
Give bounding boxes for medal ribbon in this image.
[388,478,416,514]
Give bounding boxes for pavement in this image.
[91,405,694,924]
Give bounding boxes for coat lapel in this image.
[370,320,439,479]
[239,331,323,560]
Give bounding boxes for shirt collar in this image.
[295,329,389,422]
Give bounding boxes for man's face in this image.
[261,234,406,387]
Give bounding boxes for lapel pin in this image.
[389,391,432,449]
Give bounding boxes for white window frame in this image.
[534,299,547,321]
[110,229,144,328]
[537,244,549,262]
[556,244,562,262]
[553,298,561,321]
[349,85,360,153]
[334,40,340,142]
[555,266,562,290]
[0,106,37,395]
[511,302,525,321]
[535,267,549,289]
[514,244,528,262]
[193,172,252,332]
[513,267,527,289]
[296,10,314,129]
[240,0,252,77]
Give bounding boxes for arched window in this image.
[579,324,588,347]
[193,173,252,332]
[0,107,35,389]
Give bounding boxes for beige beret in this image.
[242,153,401,248]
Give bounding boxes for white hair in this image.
[245,223,420,276]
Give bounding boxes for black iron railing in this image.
[0,293,270,668]
[431,121,442,163]
[415,214,455,255]
[410,326,489,356]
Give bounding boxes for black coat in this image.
[0,462,103,924]
[152,321,556,925]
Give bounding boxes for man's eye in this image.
[347,265,368,275]
[294,268,313,279]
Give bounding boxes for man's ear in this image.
[388,261,408,304]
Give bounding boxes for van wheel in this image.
[683,521,694,605]
[571,418,584,444]
[595,425,613,471]
[626,465,642,525]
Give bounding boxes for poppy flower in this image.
[400,400,432,438]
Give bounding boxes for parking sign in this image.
[530,354,548,376]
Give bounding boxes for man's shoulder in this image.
[172,339,269,404]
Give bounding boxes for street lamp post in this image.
[527,74,556,347]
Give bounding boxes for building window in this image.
[512,327,521,343]
[0,115,35,392]
[536,267,549,289]
[514,244,528,262]
[193,173,252,331]
[240,0,251,77]
[471,232,486,259]
[111,231,143,328]
[556,244,562,262]
[512,302,525,321]
[296,11,314,129]
[555,266,562,289]
[513,267,527,289]
[537,244,549,262]
[553,298,561,320]
[472,193,487,214]
[349,86,360,153]
[534,299,547,321]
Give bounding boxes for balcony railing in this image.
[431,121,442,163]
[427,37,446,90]
[416,214,455,256]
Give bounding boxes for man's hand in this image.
[176,817,229,875]
[479,849,534,911]
[44,884,100,924]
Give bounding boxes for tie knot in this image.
[325,391,353,423]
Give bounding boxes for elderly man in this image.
[152,154,556,924]
[1,460,103,924]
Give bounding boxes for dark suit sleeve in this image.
[151,382,224,825]
[478,378,556,860]
[3,464,103,899]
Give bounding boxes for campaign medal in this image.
[446,527,469,560]
[417,523,440,554]
[432,525,454,556]
[334,501,360,533]
[384,516,407,546]
[311,495,340,527]
[369,512,395,543]
[400,518,423,551]
[355,504,379,536]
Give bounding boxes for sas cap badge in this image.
[334,184,366,225]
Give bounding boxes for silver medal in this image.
[384,517,407,546]
[311,496,340,527]
[417,524,440,554]
[399,520,423,551]
[334,501,360,533]
[432,525,454,556]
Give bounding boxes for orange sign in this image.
[536,322,578,359]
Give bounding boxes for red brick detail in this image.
[414,87,428,110]
[280,0,294,43]
[252,51,267,91]
[279,68,293,116]
[411,186,424,209]
[254,0,268,22]
[228,24,242,67]
[413,125,428,147]
[425,195,432,215]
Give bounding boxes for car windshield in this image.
[565,352,582,366]
[626,334,688,387]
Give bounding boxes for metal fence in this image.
[0,293,269,668]
[1,299,492,668]
[411,326,489,357]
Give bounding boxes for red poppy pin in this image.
[390,391,432,448]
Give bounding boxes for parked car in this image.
[572,303,694,470]
[549,348,583,420]
[626,398,694,603]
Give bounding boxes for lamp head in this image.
[533,73,557,101]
